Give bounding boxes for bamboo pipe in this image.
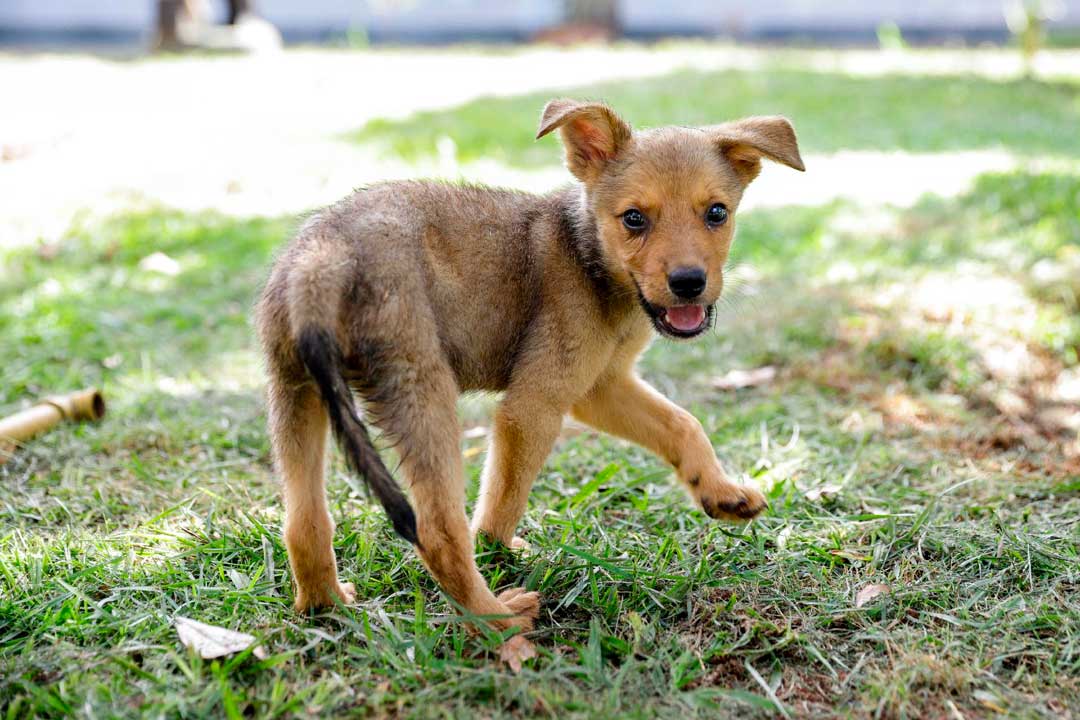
[0,388,106,459]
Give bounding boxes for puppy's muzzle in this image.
[667,266,707,300]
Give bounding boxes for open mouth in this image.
[654,303,714,338]
[637,295,714,339]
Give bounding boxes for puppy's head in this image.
[537,99,804,339]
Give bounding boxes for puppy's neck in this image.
[554,187,634,321]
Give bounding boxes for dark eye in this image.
[622,208,647,231]
[706,203,728,226]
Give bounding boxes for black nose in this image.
[667,266,707,299]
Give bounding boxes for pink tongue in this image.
[665,305,705,332]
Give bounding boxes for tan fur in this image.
[255,99,803,633]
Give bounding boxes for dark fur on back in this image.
[295,325,419,545]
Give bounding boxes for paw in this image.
[336,581,357,604]
[474,531,532,557]
[699,484,767,522]
[496,586,541,630]
[293,581,356,613]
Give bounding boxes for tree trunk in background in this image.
[565,0,618,32]
[227,0,254,25]
[155,0,186,49]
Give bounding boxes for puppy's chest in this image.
[532,312,653,396]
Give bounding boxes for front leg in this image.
[471,395,565,546]
[571,372,766,521]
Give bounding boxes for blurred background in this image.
[2,0,1080,48]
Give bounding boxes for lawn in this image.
[2,47,1079,719]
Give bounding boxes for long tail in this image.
[295,325,419,545]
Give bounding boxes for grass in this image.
[350,68,1080,168]
[3,54,1080,718]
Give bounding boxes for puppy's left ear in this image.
[536,98,632,183]
[711,116,805,185]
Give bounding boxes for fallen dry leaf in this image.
[804,483,843,501]
[498,635,536,673]
[712,366,777,390]
[855,583,891,608]
[175,616,267,660]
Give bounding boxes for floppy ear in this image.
[536,98,632,183]
[711,116,805,185]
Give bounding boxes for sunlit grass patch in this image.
[0,210,293,408]
[350,69,1080,168]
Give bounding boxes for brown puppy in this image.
[255,99,804,632]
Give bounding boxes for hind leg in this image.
[383,364,539,631]
[267,376,355,611]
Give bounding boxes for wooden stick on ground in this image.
[0,389,105,462]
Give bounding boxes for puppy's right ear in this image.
[536,98,631,183]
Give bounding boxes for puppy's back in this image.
[260,180,556,392]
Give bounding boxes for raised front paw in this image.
[698,483,767,522]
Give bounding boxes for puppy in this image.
[255,99,804,632]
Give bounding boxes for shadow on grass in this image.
[349,68,1080,167]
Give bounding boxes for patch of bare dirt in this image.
[790,271,1080,476]
[779,668,840,716]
